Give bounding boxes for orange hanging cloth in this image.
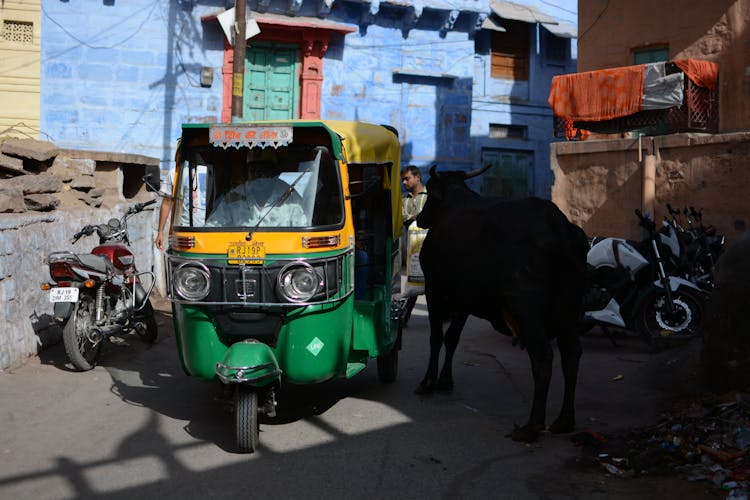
[673,59,719,90]
[549,65,646,122]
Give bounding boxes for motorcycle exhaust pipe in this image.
[90,324,126,341]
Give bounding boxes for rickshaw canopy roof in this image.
[181,120,404,238]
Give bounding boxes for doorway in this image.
[244,42,300,120]
[479,149,533,200]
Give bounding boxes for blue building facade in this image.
[40,0,576,198]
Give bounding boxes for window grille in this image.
[3,20,33,44]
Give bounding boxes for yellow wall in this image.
[0,1,41,139]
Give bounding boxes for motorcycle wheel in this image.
[634,285,707,347]
[235,385,260,454]
[63,294,103,371]
[135,300,158,344]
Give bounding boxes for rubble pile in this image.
[0,138,104,212]
[574,393,750,498]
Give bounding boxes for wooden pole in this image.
[231,0,247,122]
[642,153,656,219]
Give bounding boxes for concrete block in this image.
[51,156,96,177]
[2,139,60,163]
[77,64,113,81]
[76,192,103,207]
[8,173,63,194]
[44,62,73,79]
[121,50,154,65]
[70,175,97,191]
[47,110,79,124]
[0,185,26,213]
[24,194,60,212]
[0,153,25,175]
[115,66,139,82]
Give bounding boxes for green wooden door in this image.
[479,149,532,200]
[244,43,299,121]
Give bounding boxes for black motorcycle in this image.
[583,208,708,347]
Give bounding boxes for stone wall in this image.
[551,132,750,242]
[0,138,161,371]
[0,208,158,371]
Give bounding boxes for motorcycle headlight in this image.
[173,262,211,301]
[277,262,322,303]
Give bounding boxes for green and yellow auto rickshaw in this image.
[164,120,404,452]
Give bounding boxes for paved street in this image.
[0,295,711,499]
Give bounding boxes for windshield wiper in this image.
[245,168,310,242]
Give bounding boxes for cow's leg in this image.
[512,316,553,443]
[415,295,445,395]
[549,332,582,435]
[436,312,468,391]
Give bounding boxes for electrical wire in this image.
[0,122,53,141]
[577,0,609,40]
[537,0,577,19]
[41,0,160,50]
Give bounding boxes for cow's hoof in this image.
[415,379,435,395]
[508,424,543,443]
[549,417,575,435]
[435,378,454,392]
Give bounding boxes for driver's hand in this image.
[155,232,165,250]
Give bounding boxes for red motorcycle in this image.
[42,200,158,371]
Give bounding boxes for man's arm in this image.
[155,197,172,250]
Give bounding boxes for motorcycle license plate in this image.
[228,242,265,265]
[49,287,79,303]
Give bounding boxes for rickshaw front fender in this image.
[215,340,282,388]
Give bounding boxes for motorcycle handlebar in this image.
[634,209,656,232]
[72,225,94,243]
[129,199,158,214]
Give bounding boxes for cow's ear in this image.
[429,164,438,178]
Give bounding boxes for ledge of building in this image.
[554,131,750,157]
[58,149,160,166]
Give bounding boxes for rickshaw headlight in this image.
[173,262,211,301]
[277,262,321,302]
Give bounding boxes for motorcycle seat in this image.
[78,254,115,274]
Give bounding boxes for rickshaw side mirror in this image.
[142,170,161,193]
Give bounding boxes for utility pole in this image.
[231,0,247,122]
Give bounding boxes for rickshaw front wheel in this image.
[235,385,260,453]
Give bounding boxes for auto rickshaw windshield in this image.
[173,145,343,230]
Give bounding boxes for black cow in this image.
[415,165,589,443]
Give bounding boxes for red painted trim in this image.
[221,38,233,123]
[216,19,348,122]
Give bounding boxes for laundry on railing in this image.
[548,59,719,140]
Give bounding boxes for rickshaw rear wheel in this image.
[235,385,260,453]
[377,324,401,383]
[377,347,398,383]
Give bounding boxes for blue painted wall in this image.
[41,0,227,168]
[41,0,576,197]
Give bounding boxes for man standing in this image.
[401,165,427,326]
[155,168,174,251]
[401,165,426,228]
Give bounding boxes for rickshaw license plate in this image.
[50,287,79,303]
[228,242,265,264]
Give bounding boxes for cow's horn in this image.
[464,164,492,179]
